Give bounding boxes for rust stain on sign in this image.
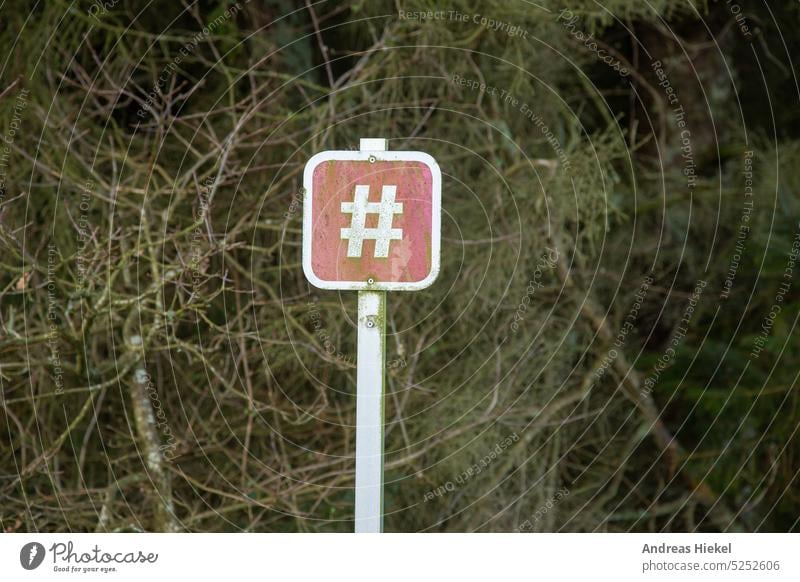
[304,153,439,290]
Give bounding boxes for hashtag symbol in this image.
[340,184,403,258]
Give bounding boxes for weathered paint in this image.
[312,160,432,282]
[303,150,441,291]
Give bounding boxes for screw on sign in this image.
[302,138,441,532]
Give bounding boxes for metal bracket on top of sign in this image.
[302,138,441,533]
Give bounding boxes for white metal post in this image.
[354,290,386,533]
[354,137,388,533]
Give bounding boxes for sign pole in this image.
[302,136,440,533]
[355,289,386,533]
[354,138,387,533]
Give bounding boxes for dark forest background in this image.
[1,0,799,532]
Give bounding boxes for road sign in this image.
[301,139,441,533]
[302,149,441,291]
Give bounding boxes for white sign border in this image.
[302,150,441,292]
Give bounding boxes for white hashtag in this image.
[340,184,403,258]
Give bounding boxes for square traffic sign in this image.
[302,150,441,291]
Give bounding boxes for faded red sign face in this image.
[302,151,441,291]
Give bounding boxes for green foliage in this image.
[0,0,798,533]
